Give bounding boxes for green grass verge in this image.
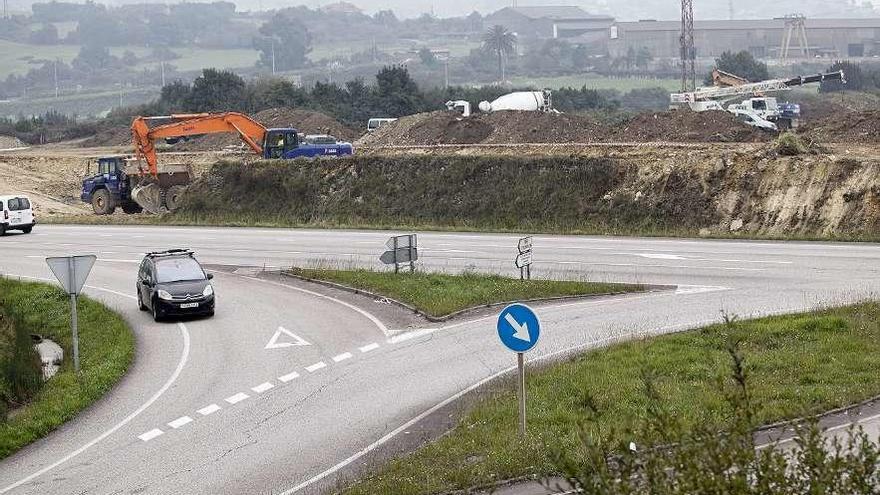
[0,278,134,459]
[341,302,880,495]
[288,268,642,318]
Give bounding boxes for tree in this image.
[821,60,861,92]
[72,43,118,73]
[710,51,769,83]
[418,47,438,68]
[185,69,247,112]
[482,25,516,81]
[373,65,425,117]
[159,80,191,111]
[255,15,311,72]
[635,47,653,71]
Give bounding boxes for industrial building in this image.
[485,6,615,41]
[608,18,880,59]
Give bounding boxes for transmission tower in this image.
[780,14,809,60]
[679,0,696,92]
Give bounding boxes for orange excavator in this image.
[81,112,353,214]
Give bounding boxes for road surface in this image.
[0,225,878,494]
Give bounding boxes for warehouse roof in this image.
[615,18,880,32]
[491,6,612,21]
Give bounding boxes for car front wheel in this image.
[151,299,163,322]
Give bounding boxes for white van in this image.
[0,195,35,235]
[367,118,397,132]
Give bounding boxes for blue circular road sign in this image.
[497,303,541,353]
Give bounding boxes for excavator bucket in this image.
[132,183,163,214]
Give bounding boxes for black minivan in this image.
[137,249,215,321]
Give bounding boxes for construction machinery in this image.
[478,90,554,113]
[670,70,845,131]
[81,112,353,214]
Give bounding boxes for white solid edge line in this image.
[0,322,191,494]
[225,393,249,404]
[358,343,380,353]
[168,416,193,429]
[279,371,300,383]
[237,274,391,337]
[305,362,327,372]
[332,352,353,363]
[252,382,274,393]
[138,429,164,442]
[197,404,221,416]
[280,318,720,494]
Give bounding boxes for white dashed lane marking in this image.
[135,341,384,442]
[197,404,221,416]
[167,416,193,429]
[138,429,164,442]
[305,361,327,373]
[251,382,274,393]
[332,352,353,363]
[279,371,300,383]
[225,393,249,405]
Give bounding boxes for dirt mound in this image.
[0,136,26,149]
[358,109,771,147]
[610,111,770,143]
[801,110,880,144]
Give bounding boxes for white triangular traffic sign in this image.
[265,327,311,349]
[46,255,97,295]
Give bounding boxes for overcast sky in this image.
[6,0,876,20]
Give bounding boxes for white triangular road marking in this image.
[265,326,312,349]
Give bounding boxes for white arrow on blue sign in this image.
[497,303,541,353]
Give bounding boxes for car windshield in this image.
[155,257,205,283]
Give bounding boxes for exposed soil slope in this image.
[181,147,880,237]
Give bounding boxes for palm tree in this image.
[482,25,516,82]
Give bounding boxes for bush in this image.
[553,339,880,494]
[775,132,808,156]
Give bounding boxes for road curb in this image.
[281,271,670,323]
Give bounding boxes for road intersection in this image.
[1,225,879,494]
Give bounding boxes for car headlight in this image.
[157,290,173,300]
[203,284,214,297]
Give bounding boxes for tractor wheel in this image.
[91,189,116,215]
[164,185,186,212]
[121,202,143,214]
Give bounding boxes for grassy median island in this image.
[287,268,642,318]
[0,278,134,459]
[341,302,880,495]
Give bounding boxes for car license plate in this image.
[180,303,199,309]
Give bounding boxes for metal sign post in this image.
[46,255,97,374]
[380,234,418,273]
[516,236,533,280]
[497,303,541,437]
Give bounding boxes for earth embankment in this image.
[180,146,880,238]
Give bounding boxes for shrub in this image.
[775,132,808,156]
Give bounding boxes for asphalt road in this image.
[0,224,879,494]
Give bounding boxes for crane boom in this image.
[671,70,845,104]
[131,112,268,177]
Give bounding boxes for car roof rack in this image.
[145,248,195,258]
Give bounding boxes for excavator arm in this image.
[131,112,268,177]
